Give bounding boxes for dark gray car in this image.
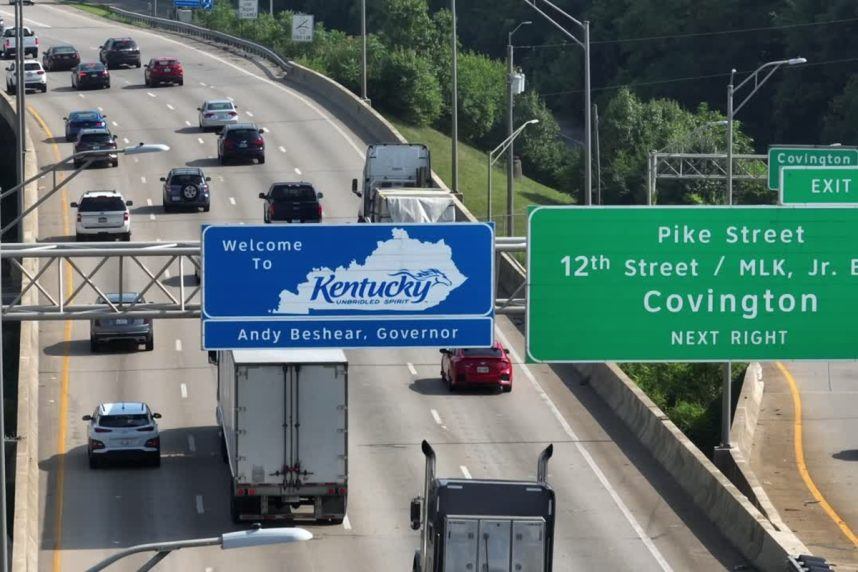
[90,292,153,352]
[162,167,211,212]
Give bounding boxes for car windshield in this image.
[156,59,176,66]
[71,113,100,122]
[271,186,315,201]
[206,102,233,111]
[170,174,202,185]
[79,197,125,212]
[227,129,258,139]
[3,28,34,37]
[24,63,40,71]
[99,414,149,428]
[80,133,112,144]
[80,64,104,72]
[461,347,504,358]
[114,41,136,49]
[54,46,76,53]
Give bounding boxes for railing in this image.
[106,6,294,73]
[1,240,526,319]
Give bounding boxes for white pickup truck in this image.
[0,26,38,59]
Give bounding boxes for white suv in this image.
[70,190,133,241]
[5,60,47,94]
[83,402,162,468]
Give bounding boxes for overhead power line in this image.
[516,16,858,50]
[540,56,858,97]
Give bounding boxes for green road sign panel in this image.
[768,147,858,190]
[527,206,858,362]
[780,166,858,205]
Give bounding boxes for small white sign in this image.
[238,0,257,19]
[292,14,314,42]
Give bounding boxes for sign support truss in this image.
[647,152,767,204]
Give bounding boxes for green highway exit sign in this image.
[527,206,858,362]
[768,146,858,190]
[780,166,858,205]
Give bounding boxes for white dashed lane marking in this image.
[111,120,118,127]
[146,92,157,98]
[278,146,286,153]
[78,93,85,98]
[146,198,153,206]
[407,362,418,376]
[123,137,129,144]
[166,104,175,110]
[246,111,254,117]
[180,383,188,399]
[294,168,302,175]
[343,515,352,530]
[460,466,472,479]
[430,409,442,425]
[228,197,236,205]
[197,137,205,144]
[141,176,146,184]
[185,120,192,127]
[175,339,183,352]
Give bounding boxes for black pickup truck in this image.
[259,182,323,223]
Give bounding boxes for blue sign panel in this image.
[173,0,211,9]
[201,223,494,349]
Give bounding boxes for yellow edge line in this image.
[27,105,73,572]
[775,361,858,547]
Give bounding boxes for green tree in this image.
[377,49,443,126]
[511,90,572,193]
[373,0,435,50]
[452,52,506,144]
[822,75,858,144]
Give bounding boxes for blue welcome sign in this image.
[201,223,494,349]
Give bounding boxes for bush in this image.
[377,49,443,126]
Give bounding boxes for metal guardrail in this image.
[106,6,294,73]
[1,240,526,319]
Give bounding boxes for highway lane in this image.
[7,4,748,570]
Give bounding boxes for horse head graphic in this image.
[390,268,453,287]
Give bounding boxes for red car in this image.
[144,57,183,87]
[440,342,513,392]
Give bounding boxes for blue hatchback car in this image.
[64,110,107,142]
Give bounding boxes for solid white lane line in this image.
[187,434,196,453]
[278,146,286,153]
[343,515,352,530]
[197,137,205,144]
[146,91,157,98]
[494,328,674,571]
[180,383,188,399]
[175,339,183,352]
[246,111,254,117]
[195,495,204,514]
[123,137,130,144]
[294,167,302,175]
[185,120,192,126]
[407,362,418,376]
[166,103,175,110]
[141,176,146,184]
[111,120,118,127]
[430,409,442,425]
[460,466,472,479]
[228,197,236,205]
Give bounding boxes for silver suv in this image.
[83,402,162,468]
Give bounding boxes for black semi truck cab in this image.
[410,440,555,572]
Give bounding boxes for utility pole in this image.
[506,21,530,235]
[593,103,601,205]
[450,0,459,194]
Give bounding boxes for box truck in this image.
[212,349,348,524]
[410,440,555,572]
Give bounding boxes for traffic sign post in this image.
[767,146,858,190]
[780,166,858,205]
[527,206,858,362]
[201,223,494,349]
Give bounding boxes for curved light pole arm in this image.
[85,537,220,571]
[733,62,783,115]
[0,153,78,200]
[523,0,583,47]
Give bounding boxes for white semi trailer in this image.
[212,349,349,524]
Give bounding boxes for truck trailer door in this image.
[236,365,287,485]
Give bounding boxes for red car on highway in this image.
[144,57,183,87]
[440,342,513,392]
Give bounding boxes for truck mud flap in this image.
[315,494,347,524]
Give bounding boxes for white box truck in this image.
[351,143,436,222]
[212,349,348,524]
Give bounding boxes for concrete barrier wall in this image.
[1,93,41,572]
[576,361,807,569]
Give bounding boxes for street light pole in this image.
[360,0,367,102]
[524,0,591,204]
[450,0,459,194]
[721,56,805,451]
[488,119,539,224]
[506,21,531,236]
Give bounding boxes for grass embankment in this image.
[66,2,112,17]
[390,119,572,236]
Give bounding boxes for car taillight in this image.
[145,437,160,448]
[79,72,86,77]
[96,121,104,127]
[228,111,237,117]
[36,70,44,75]
[224,140,235,150]
[76,214,81,222]
[35,38,39,46]
[136,426,154,432]
[94,428,111,433]
[204,112,215,118]
[89,439,105,450]
[3,41,10,49]
[253,137,264,148]
[268,204,275,217]
[123,212,129,221]
[101,71,108,77]
[316,204,323,218]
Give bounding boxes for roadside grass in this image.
[389,119,573,237]
[66,2,112,17]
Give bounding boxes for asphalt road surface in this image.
[3,4,747,570]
